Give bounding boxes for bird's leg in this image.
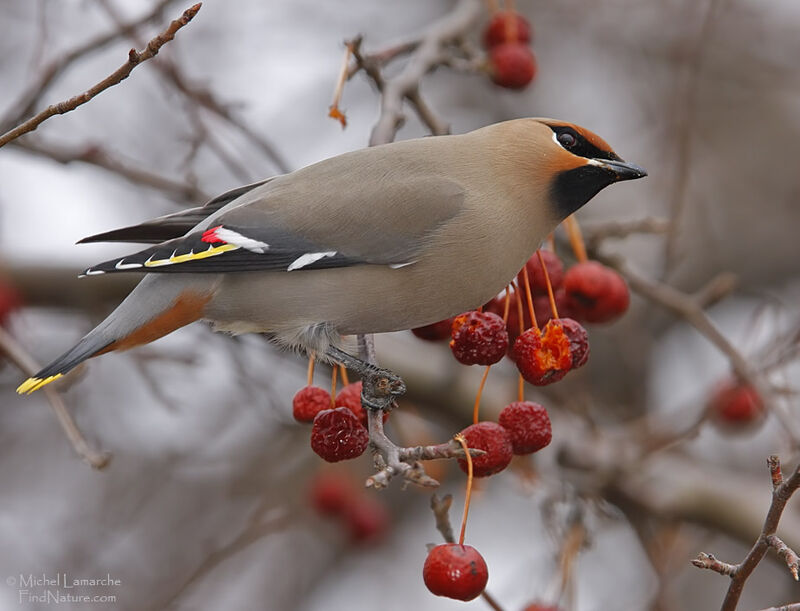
[325,345,406,410]
[325,344,481,489]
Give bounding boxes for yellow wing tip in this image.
[16,374,63,394]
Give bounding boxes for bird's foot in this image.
[326,345,483,489]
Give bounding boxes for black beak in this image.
[592,158,648,181]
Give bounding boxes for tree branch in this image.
[690,457,800,611]
[0,0,177,132]
[0,3,202,148]
[349,0,481,146]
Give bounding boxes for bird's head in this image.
[527,118,647,220]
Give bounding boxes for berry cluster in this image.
[483,10,537,90]
[413,250,629,387]
[309,471,390,544]
[293,380,386,462]
[455,402,552,478]
[423,403,553,601]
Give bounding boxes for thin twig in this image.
[13,138,209,202]
[97,0,290,174]
[582,217,671,252]
[0,0,176,132]
[0,327,110,469]
[431,494,455,543]
[353,0,481,145]
[691,457,800,611]
[0,3,202,148]
[596,252,800,444]
[663,0,725,273]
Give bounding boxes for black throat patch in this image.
[552,165,616,219]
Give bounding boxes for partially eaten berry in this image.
[498,401,552,454]
[423,543,488,601]
[513,320,572,385]
[457,421,513,477]
[450,311,509,366]
[310,408,369,462]
[553,317,590,369]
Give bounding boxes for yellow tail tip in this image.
[16,374,63,394]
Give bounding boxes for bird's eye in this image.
[558,132,577,149]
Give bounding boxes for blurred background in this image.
[1,0,799,609]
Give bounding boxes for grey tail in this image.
[16,329,114,394]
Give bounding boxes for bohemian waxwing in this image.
[17,118,646,394]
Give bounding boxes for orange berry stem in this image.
[564,215,588,263]
[328,44,352,128]
[484,0,499,14]
[547,232,556,254]
[513,280,525,336]
[521,264,539,331]
[453,433,474,546]
[307,353,315,386]
[472,365,492,424]
[502,285,512,323]
[537,249,560,320]
[330,365,338,407]
[504,1,518,42]
[517,373,525,402]
[339,364,349,387]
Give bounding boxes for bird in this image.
[16,118,646,396]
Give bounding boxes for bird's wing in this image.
[79,170,465,275]
[77,180,272,244]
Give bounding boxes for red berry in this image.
[498,401,552,454]
[336,381,364,422]
[517,251,564,295]
[513,320,573,386]
[563,261,629,323]
[457,421,513,477]
[344,496,390,544]
[450,311,509,366]
[485,294,527,349]
[423,543,488,601]
[489,44,537,90]
[293,386,331,423]
[336,381,388,427]
[310,408,369,462]
[412,318,455,341]
[532,287,579,328]
[709,380,765,429]
[483,11,532,48]
[0,279,22,327]
[309,471,356,516]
